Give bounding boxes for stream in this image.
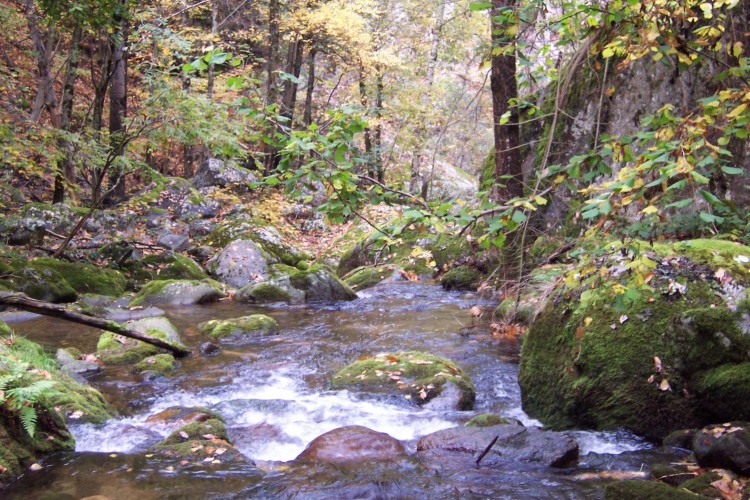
[2,281,687,498]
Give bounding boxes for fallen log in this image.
[0,292,191,358]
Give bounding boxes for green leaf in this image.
[699,212,724,224]
[721,166,744,175]
[469,1,491,10]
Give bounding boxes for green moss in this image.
[0,261,76,303]
[653,239,750,283]
[680,471,722,496]
[296,261,310,271]
[128,278,223,307]
[465,414,511,427]
[29,258,126,297]
[344,265,395,291]
[332,351,476,410]
[96,320,182,366]
[241,283,292,303]
[693,362,750,422]
[440,266,481,291]
[141,253,208,281]
[148,418,245,463]
[519,253,750,439]
[133,354,175,375]
[198,315,279,340]
[604,480,706,499]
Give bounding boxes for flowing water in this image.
[2,281,687,498]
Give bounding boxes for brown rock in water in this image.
[145,406,215,425]
[296,425,406,464]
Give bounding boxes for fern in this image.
[0,367,60,437]
[18,405,38,438]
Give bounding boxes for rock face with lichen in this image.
[519,239,750,440]
[97,316,186,365]
[331,352,475,410]
[128,279,225,307]
[198,315,278,340]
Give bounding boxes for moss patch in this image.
[128,278,224,307]
[692,362,750,423]
[344,265,396,291]
[440,265,480,291]
[141,253,208,281]
[332,352,475,410]
[29,258,126,297]
[238,282,292,303]
[465,414,511,427]
[148,418,246,465]
[604,480,706,499]
[198,315,279,340]
[133,354,175,376]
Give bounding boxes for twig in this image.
[475,435,499,467]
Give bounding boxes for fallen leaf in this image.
[202,434,216,440]
[619,314,629,324]
[179,431,189,439]
[215,448,227,455]
[469,306,483,318]
[575,326,585,339]
[29,463,42,472]
[191,445,204,452]
[203,457,214,462]
[584,317,593,327]
[659,379,671,391]
[654,356,662,373]
[411,360,434,365]
[610,324,618,330]
[69,410,84,420]
[647,374,655,384]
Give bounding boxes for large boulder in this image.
[129,279,225,307]
[207,240,269,288]
[296,426,407,465]
[519,239,750,440]
[148,416,250,466]
[236,267,357,304]
[96,316,186,365]
[331,352,475,410]
[691,423,750,476]
[417,424,579,468]
[192,158,257,189]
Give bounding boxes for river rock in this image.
[691,423,750,475]
[148,417,250,465]
[235,268,357,304]
[175,196,221,221]
[129,279,225,307]
[141,253,208,281]
[519,239,750,440]
[343,265,400,292]
[331,351,475,410]
[146,406,217,425]
[296,426,407,464]
[157,232,190,252]
[96,316,185,365]
[440,265,481,291]
[192,158,257,189]
[417,424,579,468]
[207,240,269,288]
[198,314,278,340]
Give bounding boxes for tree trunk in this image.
[281,38,304,128]
[374,70,384,183]
[207,0,218,99]
[409,0,445,197]
[490,0,522,202]
[359,67,374,177]
[107,3,129,204]
[262,0,282,174]
[24,0,59,127]
[53,26,83,204]
[303,48,317,127]
[0,292,191,357]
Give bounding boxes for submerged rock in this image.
[296,426,407,464]
[128,279,225,307]
[519,239,750,440]
[236,267,357,304]
[96,316,186,365]
[207,239,269,288]
[198,314,278,340]
[417,424,579,468]
[148,417,251,467]
[331,351,475,410]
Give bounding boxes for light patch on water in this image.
[72,368,457,462]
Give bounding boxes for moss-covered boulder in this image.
[0,263,76,303]
[148,417,249,465]
[332,352,475,410]
[133,354,175,376]
[31,258,126,297]
[343,265,398,291]
[129,279,225,307]
[0,322,114,487]
[495,265,568,324]
[465,414,512,428]
[440,265,480,291]
[519,239,750,440]
[96,316,185,365]
[140,253,208,281]
[236,268,357,304]
[198,315,278,340]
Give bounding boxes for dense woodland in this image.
[1,0,750,495]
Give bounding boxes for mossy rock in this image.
[28,258,126,297]
[96,317,185,365]
[0,262,76,303]
[129,279,225,307]
[692,362,750,423]
[332,352,476,410]
[495,265,568,324]
[679,471,723,497]
[236,268,357,304]
[133,354,175,376]
[344,265,397,291]
[148,418,247,465]
[198,315,279,340]
[519,241,750,440]
[465,414,512,428]
[604,480,708,499]
[140,253,208,281]
[440,265,481,291]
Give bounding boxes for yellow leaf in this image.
[534,195,548,206]
[659,379,671,391]
[641,205,659,214]
[728,103,747,119]
[584,317,593,327]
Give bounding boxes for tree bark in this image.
[107,2,129,203]
[303,47,316,127]
[24,0,59,127]
[207,0,218,99]
[281,38,304,128]
[359,67,374,177]
[53,26,83,204]
[0,292,191,357]
[374,70,384,183]
[262,0,281,174]
[490,0,522,202]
